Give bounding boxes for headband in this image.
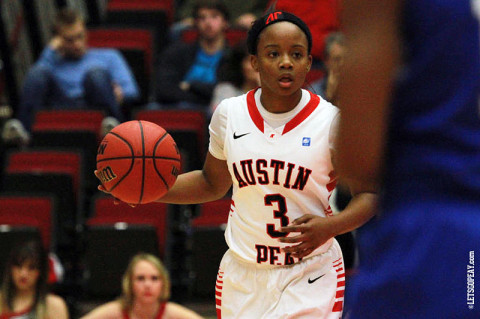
[247,11,313,55]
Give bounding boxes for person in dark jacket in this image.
[154,0,230,111]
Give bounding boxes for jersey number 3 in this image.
[265,194,289,238]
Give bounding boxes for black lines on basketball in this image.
[103,131,135,193]
[153,132,172,190]
[138,120,146,205]
[96,120,181,204]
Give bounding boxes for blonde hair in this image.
[120,253,170,311]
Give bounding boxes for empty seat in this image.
[83,224,159,298]
[0,194,55,249]
[105,0,173,53]
[2,149,82,249]
[88,195,169,257]
[190,198,231,298]
[82,195,169,297]
[30,110,105,190]
[6,149,83,200]
[32,109,105,134]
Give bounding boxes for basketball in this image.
[96,120,181,204]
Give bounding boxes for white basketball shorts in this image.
[215,239,345,319]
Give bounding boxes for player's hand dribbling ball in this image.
[96,120,181,204]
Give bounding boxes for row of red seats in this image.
[0,108,230,297]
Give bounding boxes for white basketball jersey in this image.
[211,88,339,267]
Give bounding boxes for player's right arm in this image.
[95,152,231,205]
[157,99,232,204]
[156,151,232,204]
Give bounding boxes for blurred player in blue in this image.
[337,0,480,318]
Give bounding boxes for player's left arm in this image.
[279,114,378,259]
[279,181,377,259]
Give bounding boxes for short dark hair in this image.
[192,0,230,22]
[323,32,345,60]
[53,7,84,34]
[247,11,312,55]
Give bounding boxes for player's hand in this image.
[94,170,136,207]
[278,214,335,259]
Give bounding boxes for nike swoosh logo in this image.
[308,274,325,284]
[233,132,250,139]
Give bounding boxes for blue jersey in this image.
[347,1,480,318]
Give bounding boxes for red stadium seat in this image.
[193,198,232,227]
[32,110,105,137]
[88,28,153,76]
[88,195,169,257]
[191,198,232,297]
[30,110,105,190]
[3,149,83,249]
[0,195,55,249]
[83,195,169,297]
[6,149,82,199]
[107,0,174,24]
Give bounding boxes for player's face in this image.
[132,260,163,304]
[195,8,228,41]
[251,22,312,97]
[11,261,40,292]
[58,20,87,59]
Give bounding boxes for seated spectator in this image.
[0,240,69,319]
[80,253,203,319]
[210,39,260,114]
[172,0,268,37]
[16,8,139,131]
[310,31,345,104]
[153,0,230,111]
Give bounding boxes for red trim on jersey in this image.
[282,91,320,134]
[0,307,32,319]
[215,270,225,319]
[246,89,264,133]
[332,258,345,313]
[246,89,321,135]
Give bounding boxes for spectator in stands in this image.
[310,31,345,104]
[210,39,260,114]
[80,253,203,319]
[266,0,341,66]
[173,0,268,35]
[153,0,230,111]
[16,8,139,131]
[0,239,69,319]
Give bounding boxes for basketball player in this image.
[337,0,480,318]
[97,11,377,318]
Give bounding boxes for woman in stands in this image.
[80,253,203,319]
[0,239,69,319]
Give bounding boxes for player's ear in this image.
[251,55,259,72]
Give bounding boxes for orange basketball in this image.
[96,120,181,204]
